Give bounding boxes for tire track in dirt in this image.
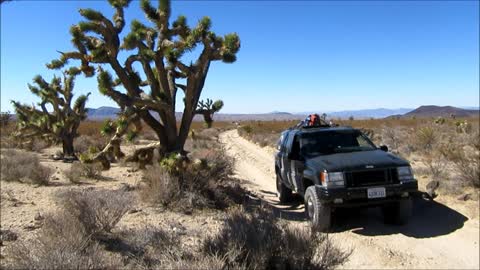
[220,129,480,269]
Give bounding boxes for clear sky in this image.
[1,0,479,114]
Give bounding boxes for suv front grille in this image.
[345,168,399,187]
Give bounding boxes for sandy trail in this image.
[219,129,479,269]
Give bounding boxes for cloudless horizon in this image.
[1,0,479,114]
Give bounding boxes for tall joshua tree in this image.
[47,0,240,157]
[12,71,90,158]
[196,98,223,128]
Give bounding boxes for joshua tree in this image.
[47,0,240,159]
[195,98,223,128]
[12,71,89,159]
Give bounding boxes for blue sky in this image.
[1,0,478,113]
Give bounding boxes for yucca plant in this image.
[195,98,224,128]
[12,71,89,159]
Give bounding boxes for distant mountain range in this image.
[399,105,479,118]
[85,105,478,121]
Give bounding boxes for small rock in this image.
[457,193,472,201]
[0,229,18,242]
[23,224,39,231]
[128,209,141,214]
[34,212,44,221]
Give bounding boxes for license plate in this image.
[367,187,386,199]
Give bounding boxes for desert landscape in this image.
[1,113,479,269]
[1,0,479,269]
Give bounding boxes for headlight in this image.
[320,171,345,187]
[397,166,414,182]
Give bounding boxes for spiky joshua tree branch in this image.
[48,0,240,160]
[12,71,90,158]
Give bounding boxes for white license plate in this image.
[367,187,386,199]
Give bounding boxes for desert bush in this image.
[424,154,448,181]
[0,149,52,185]
[73,135,106,154]
[5,210,117,270]
[415,126,438,151]
[57,189,132,237]
[440,145,479,188]
[140,146,243,212]
[0,112,12,127]
[239,125,253,134]
[455,120,472,134]
[64,162,103,183]
[204,206,350,269]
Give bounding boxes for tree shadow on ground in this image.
[331,195,468,238]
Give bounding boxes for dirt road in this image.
[219,129,479,269]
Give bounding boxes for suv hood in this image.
[306,150,409,172]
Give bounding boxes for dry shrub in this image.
[0,149,52,185]
[440,144,479,188]
[5,210,118,270]
[73,135,107,154]
[424,154,448,180]
[119,226,226,270]
[415,126,438,151]
[64,162,103,183]
[57,189,132,237]
[140,146,244,212]
[23,139,51,152]
[204,206,350,269]
[194,128,221,140]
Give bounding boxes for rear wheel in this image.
[276,173,293,203]
[382,197,413,225]
[304,186,331,232]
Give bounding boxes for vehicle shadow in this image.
[245,193,307,222]
[332,196,468,238]
[247,191,468,238]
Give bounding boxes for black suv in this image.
[275,125,418,231]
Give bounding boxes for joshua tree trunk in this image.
[62,136,75,158]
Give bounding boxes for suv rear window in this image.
[300,130,376,157]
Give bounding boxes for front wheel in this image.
[276,173,293,203]
[382,198,413,225]
[304,186,331,232]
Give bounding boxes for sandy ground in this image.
[219,129,480,269]
[0,143,225,260]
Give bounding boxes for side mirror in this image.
[380,145,388,152]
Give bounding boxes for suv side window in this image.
[285,131,296,154]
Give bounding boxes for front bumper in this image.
[315,181,418,208]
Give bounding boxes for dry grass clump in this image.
[0,149,52,185]
[64,162,103,183]
[440,144,479,188]
[57,189,132,237]
[4,204,121,269]
[73,135,107,154]
[140,144,245,212]
[204,206,350,269]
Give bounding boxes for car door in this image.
[286,134,304,192]
[281,132,295,188]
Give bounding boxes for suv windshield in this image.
[300,130,376,157]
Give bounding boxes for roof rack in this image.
[289,114,333,130]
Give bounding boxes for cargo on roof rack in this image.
[291,113,332,130]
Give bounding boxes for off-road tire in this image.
[304,186,331,232]
[382,197,413,225]
[276,173,293,203]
